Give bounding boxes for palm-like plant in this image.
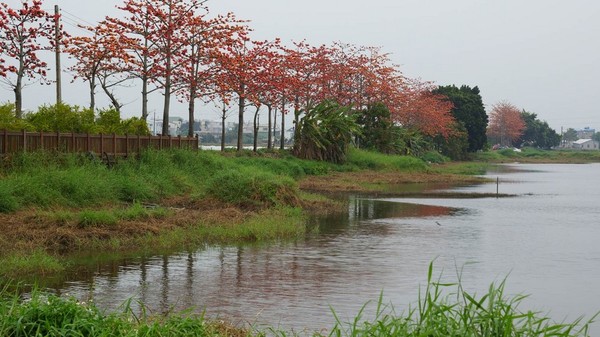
[293,100,360,163]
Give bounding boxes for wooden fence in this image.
[1,129,199,157]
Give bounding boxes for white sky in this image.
[2,0,599,132]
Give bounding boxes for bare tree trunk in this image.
[280,97,286,150]
[273,107,277,149]
[221,104,227,152]
[187,86,196,138]
[14,60,24,118]
[266,103,272,149]
[253,105,260,152]
[89,78,96,111]
[237,84,246,152]
[141,73,149,121]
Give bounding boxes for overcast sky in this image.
[2,0,599,132]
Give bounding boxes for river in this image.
[52,163,600,333]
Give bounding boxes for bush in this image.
[420,151,450,164]
[0,184,19,213]
[205,169,299,209]
[346,148,428,171]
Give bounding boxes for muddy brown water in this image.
[45,163,600,332]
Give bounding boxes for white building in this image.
[572,139,599,150]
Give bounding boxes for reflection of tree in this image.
[347,197,454,223]
[160,255,169,314]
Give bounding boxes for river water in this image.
[52,163,600,332]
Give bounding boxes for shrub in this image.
[346,148,428,171]
[420,150,450,164]
[0,184,19,213]
[205,169,299,209]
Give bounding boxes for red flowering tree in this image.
[66,26,133,112]
[0,0,54,118]
[487,101,526,147]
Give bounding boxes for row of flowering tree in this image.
[1,0,457,155]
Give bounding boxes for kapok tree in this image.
[66,25,133,113]
[105,0,160,121]
[281,42,334,144]
[175,12,248,137]
[395,79,455,138]
[0,0,54,118]
[216,38,277,151]
[487,101,526,147]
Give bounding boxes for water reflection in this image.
[38,164,600,333]
[43,197,460,329]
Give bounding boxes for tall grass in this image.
[0,149,340,213]
[0,287,220,337]
[0,250,64,277]
[345,148,428,171]
[326,262,597,337]
[194,207,308,243]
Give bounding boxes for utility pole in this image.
[54,5,62,105]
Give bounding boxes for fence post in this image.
[159,134,163,150]
[2,129,7,154]
[86,133,90,152]
[112,133,117,154]
[71,132,75,152]
[56,131,60,152]
[39,130,44,150]
[178,135,181,149]
[125,133,129,157]
[195,134,199,151]
[137,134,141,154]
[168,134,172,149]
[22,129,27,153]
[100,133,104,154]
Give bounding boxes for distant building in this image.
[577,127,595,139]
[572,139,599,150]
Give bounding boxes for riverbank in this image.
[0,148,488,280]
[2,149,599,336]
[473,147,600,163]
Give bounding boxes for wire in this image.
[60,8,99,27]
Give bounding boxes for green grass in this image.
[0,150,336,214]
[0,287,218,337]
[0,250,65,278]
[78,210,119,228]
[473,148,600,163]
[194,207,309,244]
[432,162,491,176]
[323,262,597,337]
[0,148,435,214]
[345,148,429,171]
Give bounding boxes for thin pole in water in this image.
[496,177,499,198]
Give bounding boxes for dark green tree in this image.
[355,103,397,154]
[433,85,488,153]
[515,111,560,149]
[433,122,470,160]
[563,128,578,142]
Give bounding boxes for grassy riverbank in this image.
[3,147,596,278]
[0,148,483,279]
[1,263,595,337]
[473,147,600,163]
